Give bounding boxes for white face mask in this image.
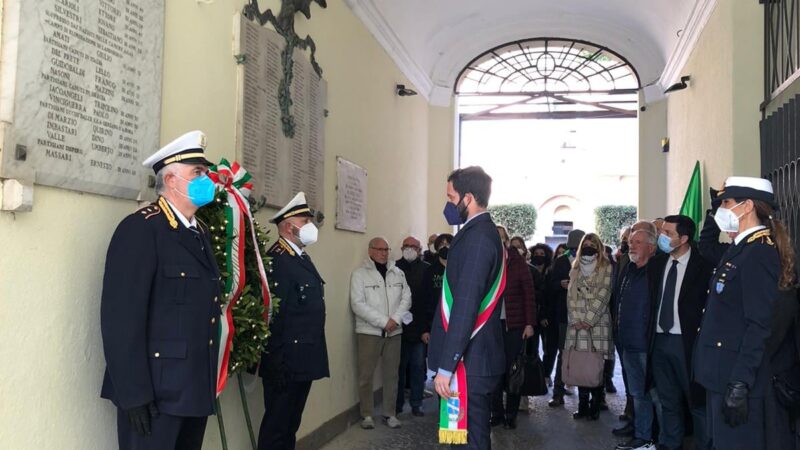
[516,247,526,257]
[294,223,318,246]
[714,202,745,233]
[580,255,597,265]
[402,248,418,262]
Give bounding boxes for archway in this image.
[457,38,640,248]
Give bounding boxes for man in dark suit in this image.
[258,192,329,450]
[429,166,505,450]
[101,131,222,450]
[647,215,714,450]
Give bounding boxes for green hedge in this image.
[488,204,537,239]
[594,205,637,246]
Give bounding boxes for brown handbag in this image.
[561,328,605,388]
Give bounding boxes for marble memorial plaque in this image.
[0,0,164,200]
[235,15,326,213]
[335,157,366,233]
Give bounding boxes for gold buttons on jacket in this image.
[211,317,216,324]
[209,339,214,346]
[154,352,160,358]
[716,342,722,347]
[181,272,186,277]
[214,296,218,303]
[702,308,705,314]
[293,339,298,344]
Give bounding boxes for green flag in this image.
[679,161,703,239]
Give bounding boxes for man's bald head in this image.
[402,236,421,249]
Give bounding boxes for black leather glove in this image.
[263,353,289,390]
[710,187,722,212]
[126,402,159,436]
[722,382,749,427]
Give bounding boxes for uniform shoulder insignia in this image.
[268,240,287,256]
[270,238,296,257]
[157,197,179,229]
[747,229,774,246]
[136,203,162,220]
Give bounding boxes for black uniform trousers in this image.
[116,409,207,450]
[706,391,765,450]
[258,379,312,450]
[457,375,502,450]
[491,325,525,420]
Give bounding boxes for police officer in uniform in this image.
[693,176,794,450]
[100,130,222,450]
[257,192,329,450]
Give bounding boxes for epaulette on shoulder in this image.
[747,229,775,246]
[136,203,162,221]
[268,238,295,257]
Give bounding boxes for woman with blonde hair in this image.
[564,232,614,420]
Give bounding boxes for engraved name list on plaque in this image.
[235,14,327,213]
[0,0,165,200]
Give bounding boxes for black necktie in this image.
[659,260,679,333]
[189,226,204,251]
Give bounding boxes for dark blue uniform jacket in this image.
[100,200,222,417]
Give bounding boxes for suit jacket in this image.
[428,212,505,377]
[100,199,222,417]
[694,230,780,397]
[647,248,713,406]
[259,237,329,382]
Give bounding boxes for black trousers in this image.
[541,322,560,377]
[457,375,502,450]
[117,409,207,450]
[258,379,312,450]
[491,326,525,420]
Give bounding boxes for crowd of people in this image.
[98,132,799,450]
[349,172,800,450]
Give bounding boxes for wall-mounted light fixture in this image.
[395,84,418,97]
[664,76,691,94]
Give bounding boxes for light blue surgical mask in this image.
[173,173,215,207]
[657,233,676,254]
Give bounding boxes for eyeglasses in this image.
[370,247,391,253]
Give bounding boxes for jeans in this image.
[652,334,711,450]
[396,339,425,412]
[622,350,654,441]
[553,323,568,396]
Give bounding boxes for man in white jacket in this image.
[350,237,412,430]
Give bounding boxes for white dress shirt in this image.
[656,247,692,334]
[165,199,197,229]
[734,225,767,245]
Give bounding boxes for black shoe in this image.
[599,399,609,411]
[605,380,618,393]
[612,422,635,437]
[503,418,517,429]
[615,438,655,450]
[548,396,564,407]
[490,416,505,427]
[618,413,631,422]
[572,409,589,420]
[411,407,424,417]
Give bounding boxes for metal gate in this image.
[760,97,800,258]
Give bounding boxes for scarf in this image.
[438,247,507,445]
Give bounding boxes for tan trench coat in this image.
[564,263,614,360]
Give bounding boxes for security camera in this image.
[395,84,418,97]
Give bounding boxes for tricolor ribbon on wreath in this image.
[207,159,272,395]
[438,246,507,445]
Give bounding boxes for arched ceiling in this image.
[344,0,713,106]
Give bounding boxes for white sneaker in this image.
[360,416,374,429]
[385,415,402,428]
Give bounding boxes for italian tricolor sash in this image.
[438,247,507,445]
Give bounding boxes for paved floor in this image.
[321,367,635,450]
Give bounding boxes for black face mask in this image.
[532,255,546,266]
[581,247,598,257]
[437,247,449,260]
[620,241,629,254]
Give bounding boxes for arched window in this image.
[456,39,640,120]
